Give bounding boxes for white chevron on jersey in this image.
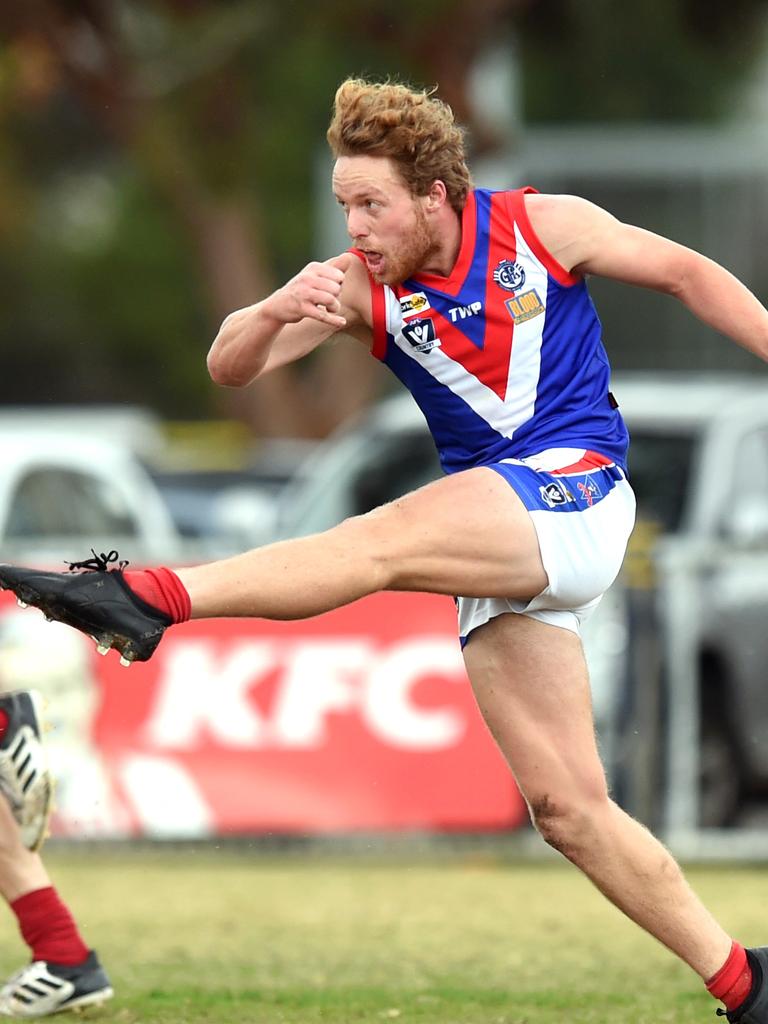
[384,221,549,441]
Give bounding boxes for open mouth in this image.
[362,250,385,275]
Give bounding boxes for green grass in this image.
[3,847,767,1022]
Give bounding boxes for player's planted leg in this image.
[462,612,764,1020]
[715,947,768,1022]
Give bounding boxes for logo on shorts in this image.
[576,477,602,507]
[493,259,526,292]
[505,288,545,324]
[540,482,576,509]
[402,318,441,354]
[399,292,430,318]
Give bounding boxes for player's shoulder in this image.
[523,191,599,221]
[522,192,614,248]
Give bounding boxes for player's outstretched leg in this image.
[0,469,549,666]
[0,553,173,665]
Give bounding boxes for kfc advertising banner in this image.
[0,591,526,838]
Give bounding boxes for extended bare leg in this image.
[177,467,547,618]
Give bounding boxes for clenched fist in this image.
[264,252,357,330]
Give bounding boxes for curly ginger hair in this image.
[326,77,471,214]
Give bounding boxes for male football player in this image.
[1,78,767,1021]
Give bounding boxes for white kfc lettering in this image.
[270,641,371,746]
[144,637,469,752]
[365,638,466,748]
[143,641,273,748]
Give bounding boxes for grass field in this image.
[3,847,766,1023]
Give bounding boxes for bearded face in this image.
[332,155,446,286]
[367,200,441,285]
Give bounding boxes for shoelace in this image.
[65,549,128,573]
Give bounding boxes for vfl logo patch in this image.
[576,477,602,507]
[505,288,544,324]
[493,259,526,292]
[540,482,576,509]
[402,318,441,354]
[399,292,430,318]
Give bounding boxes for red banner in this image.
[0,591,526,837]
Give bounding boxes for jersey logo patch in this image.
[493,259,526,292]
[399,292,431,318]
[448,301,482,323]
[402,318,441,354]
[505,288,544,324]
[576,477,602,507]
[540,482,576,509]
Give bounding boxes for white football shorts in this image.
[457,447,636,645]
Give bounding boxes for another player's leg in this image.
[462,612,765,1020]
[0,691,113,1018]
[0,467,547,662]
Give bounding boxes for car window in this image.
[730,428,768,499]
[722,427,768,539]
[625,432,697,533]
[5,468,140,539]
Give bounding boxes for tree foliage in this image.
[518,0,767,122]
[0,0,514,433]
[0,0,765,435]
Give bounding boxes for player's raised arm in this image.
[526,192,768,363]
[206,250,367,387]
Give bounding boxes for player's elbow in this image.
[663,248,709,302]
[206,349,260,388]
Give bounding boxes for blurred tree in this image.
[2,0,763,435]
[0,0,515,437]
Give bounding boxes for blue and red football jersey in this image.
[355,187,629,474]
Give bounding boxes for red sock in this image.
[0,708,8,742]
[123,566,191,624]
[707,941,754,1012]
[11,887,89,966]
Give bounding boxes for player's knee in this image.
[334,508,406,588]
[529,787,609,860]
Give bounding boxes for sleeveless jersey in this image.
[356,187,629,474]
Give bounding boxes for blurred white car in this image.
[0,427,182,564]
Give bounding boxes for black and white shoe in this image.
[0,691,51,851]
[718,947,768,1022]
[0,552,171,665]
[0,952,113,1017]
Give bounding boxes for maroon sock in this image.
[707,941,754,1012]
[123,566,191,624]
[11,887,89,966]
